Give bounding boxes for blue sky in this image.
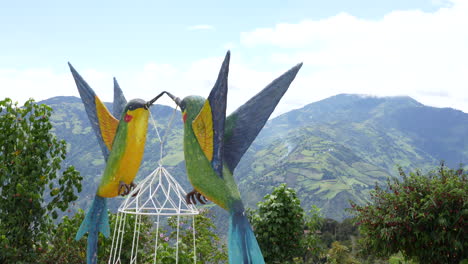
[1,0,466,115]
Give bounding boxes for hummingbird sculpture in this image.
[165,51,302,263]
[69,63,163,264]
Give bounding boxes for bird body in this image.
[182,96,241,210]
[172,51,302,263]
[97,103,149,197]
[182,96,263,263]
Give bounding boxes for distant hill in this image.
[236,94,468,219]
[40,94,468,221]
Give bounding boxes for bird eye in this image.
[180,101,186,111]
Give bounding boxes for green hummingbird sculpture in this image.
[165,51,302,263]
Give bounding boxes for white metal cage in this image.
[108,109,199,264]
[108,165,199,264]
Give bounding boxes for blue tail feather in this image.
[229,211,265,264]
[75,196,110,264]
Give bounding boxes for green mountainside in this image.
[41,94,468,220]
[236,94,467,219]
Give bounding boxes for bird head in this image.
[178,96,205,124]
[122,99,148,123]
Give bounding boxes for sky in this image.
[1,0,467,116]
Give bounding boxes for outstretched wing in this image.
[223,63,303,173]
[68,63,119,160]
[113,77,127,118]
[192,51,229,178]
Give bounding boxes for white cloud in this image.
[113,55,282,115]
[0,68,74,104]
[186,24,214,31]
[240,0,468,113]
[431,0,454,7]
[2,1,467,117]
[0,55,289,119]
[223,42,237,51]
[0,65,120,106]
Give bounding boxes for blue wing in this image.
[206,51,229,178]
[223,63,303,172]
[68,63,120,161]
[113,78,127,118]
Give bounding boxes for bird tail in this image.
[228,210,265,264]
[75,196,110,264]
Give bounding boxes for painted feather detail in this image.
[192,100,214,161]
[95,96,119,151]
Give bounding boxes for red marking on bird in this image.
[183,112,187,123]
[124,114,133,123]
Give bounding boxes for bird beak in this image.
[165,92,181,107]
[145,91,181,109]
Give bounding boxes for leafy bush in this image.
[350,163,467,263]
[302,205,326,263]
[0,98,82,263]
[326,241,359,264]
[249,184,326,263]
[248,184,305,263]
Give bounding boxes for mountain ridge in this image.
[39,93,468,220]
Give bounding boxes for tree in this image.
[320,218,339,247]
[164,208,228,264]
[302,205,326,263]
[326,241,359,264]
[248,184,306,263]
[350,163,467,264]
[319,217,359,248]
[37,209,87,263]
[0,98,82,263]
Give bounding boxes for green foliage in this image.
[100,213,155,263]
[165,209,228,263]
[302,205,326,263]
[326,241,359,264]
[37,208,227,263]
[350,163,467,263]
[0,98,82,263]
[320,217,359,248]
[388,252,417,264]
[37,209,87,263]
[248,184,307,263]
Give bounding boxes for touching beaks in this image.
[145,91,181,109]
[165,92,181,107]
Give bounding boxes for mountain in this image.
[235,94,468,219]
[40,94,468,221]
